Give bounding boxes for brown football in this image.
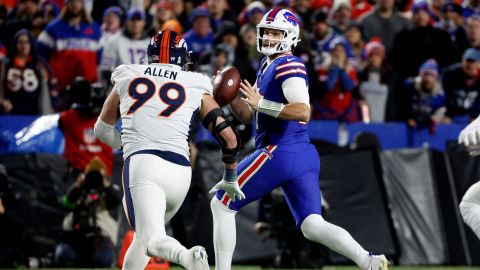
[213,66,241,107]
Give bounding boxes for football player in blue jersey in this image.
[209,8,389,270]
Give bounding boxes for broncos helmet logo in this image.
[147,30,190,70]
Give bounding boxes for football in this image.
[213,66,241,107]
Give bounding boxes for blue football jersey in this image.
[255,55,310,148]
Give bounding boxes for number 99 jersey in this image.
[111,64,213,160]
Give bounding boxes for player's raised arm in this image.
[94,89,122,149]
[199,94,245,201]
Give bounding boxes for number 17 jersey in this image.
[111,63,213,160]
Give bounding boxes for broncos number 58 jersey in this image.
[255,55,310,148]
[112,64,213,160]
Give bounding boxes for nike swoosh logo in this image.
[286,58,295,62]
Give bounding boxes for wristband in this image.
[223,168,237,183]
[257,98,285,118]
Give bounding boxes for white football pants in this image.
[121,153,191,270]
[460,180,480,240]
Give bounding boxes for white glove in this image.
[459,117,480,156]
[209,180,246,202]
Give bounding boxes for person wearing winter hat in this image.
[442,48,480,124]
[329,0,353,34]
[404,59,446,129]
[437,3,469,54]
[100,6,123,46]
[183,7,213,61]
[99,7,149,82]
[358,38,397,122]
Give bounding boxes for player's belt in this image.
[126,149,190,166]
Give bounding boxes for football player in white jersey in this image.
[99,8,150,81]
[458,117,480,240]
[94,30,245,270]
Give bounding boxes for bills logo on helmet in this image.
[283,11,300,26]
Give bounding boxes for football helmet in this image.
[256,8,301,56]
[147,30,190,70]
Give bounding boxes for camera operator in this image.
[54,157,122,267]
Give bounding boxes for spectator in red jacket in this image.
[37,0,101,111]
[59,77,113,177]
[314,37,360,122]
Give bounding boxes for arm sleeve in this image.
[281,77,310,107]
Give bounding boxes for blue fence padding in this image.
[0,115,64,154]
[347,122,409,149]
[0,115,469,153]
[307,120,339,144]
[410,124,464,151]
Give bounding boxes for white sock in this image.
[211,198,237,270]
[460,181,480,239]
[300,214,371,269]
[147,235,188,266]
[122,234,150,270]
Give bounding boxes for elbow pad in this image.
[202,108,241,164]
[94,118,122,149]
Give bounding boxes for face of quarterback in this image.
[262,28,284,50]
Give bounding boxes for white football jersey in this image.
[112,63,213,160]
[100,33,150,71]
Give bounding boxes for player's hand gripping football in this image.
[209,168,246,202]
[459,117,480,156]
[240,79,262,111]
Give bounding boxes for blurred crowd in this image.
[0,0,479,130]
[1,0,480,267]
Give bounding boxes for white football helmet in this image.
[256,8,301,56]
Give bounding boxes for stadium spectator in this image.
[184,7,214,66]
[4,0,40,44]
[240,23,263,72]
[30,0,61,37]
[357,39,396,122]
[329,0,353,35]
[54,157,121,267]
[0,29,55,115]
[462,0,480,18]
[237,1,266,26]
[310,10,337,71]
[149,0,175,36]
[466,15,480,49]
[404,59,446,130]
[436,3,469,54]
[314,37,360,122]
[214,21,256,82]
[100,6,123,47]
[99,8,148,83]
[198,43,234,76]
[443,48,480,124]
[360,0,411,52]
[37,0,101,111]
[58,77,114,177]
[293,0,314,31]
[344,22,366,69]
[389,1,456,80]
[207,0,236,29]
[170,0,188,30]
